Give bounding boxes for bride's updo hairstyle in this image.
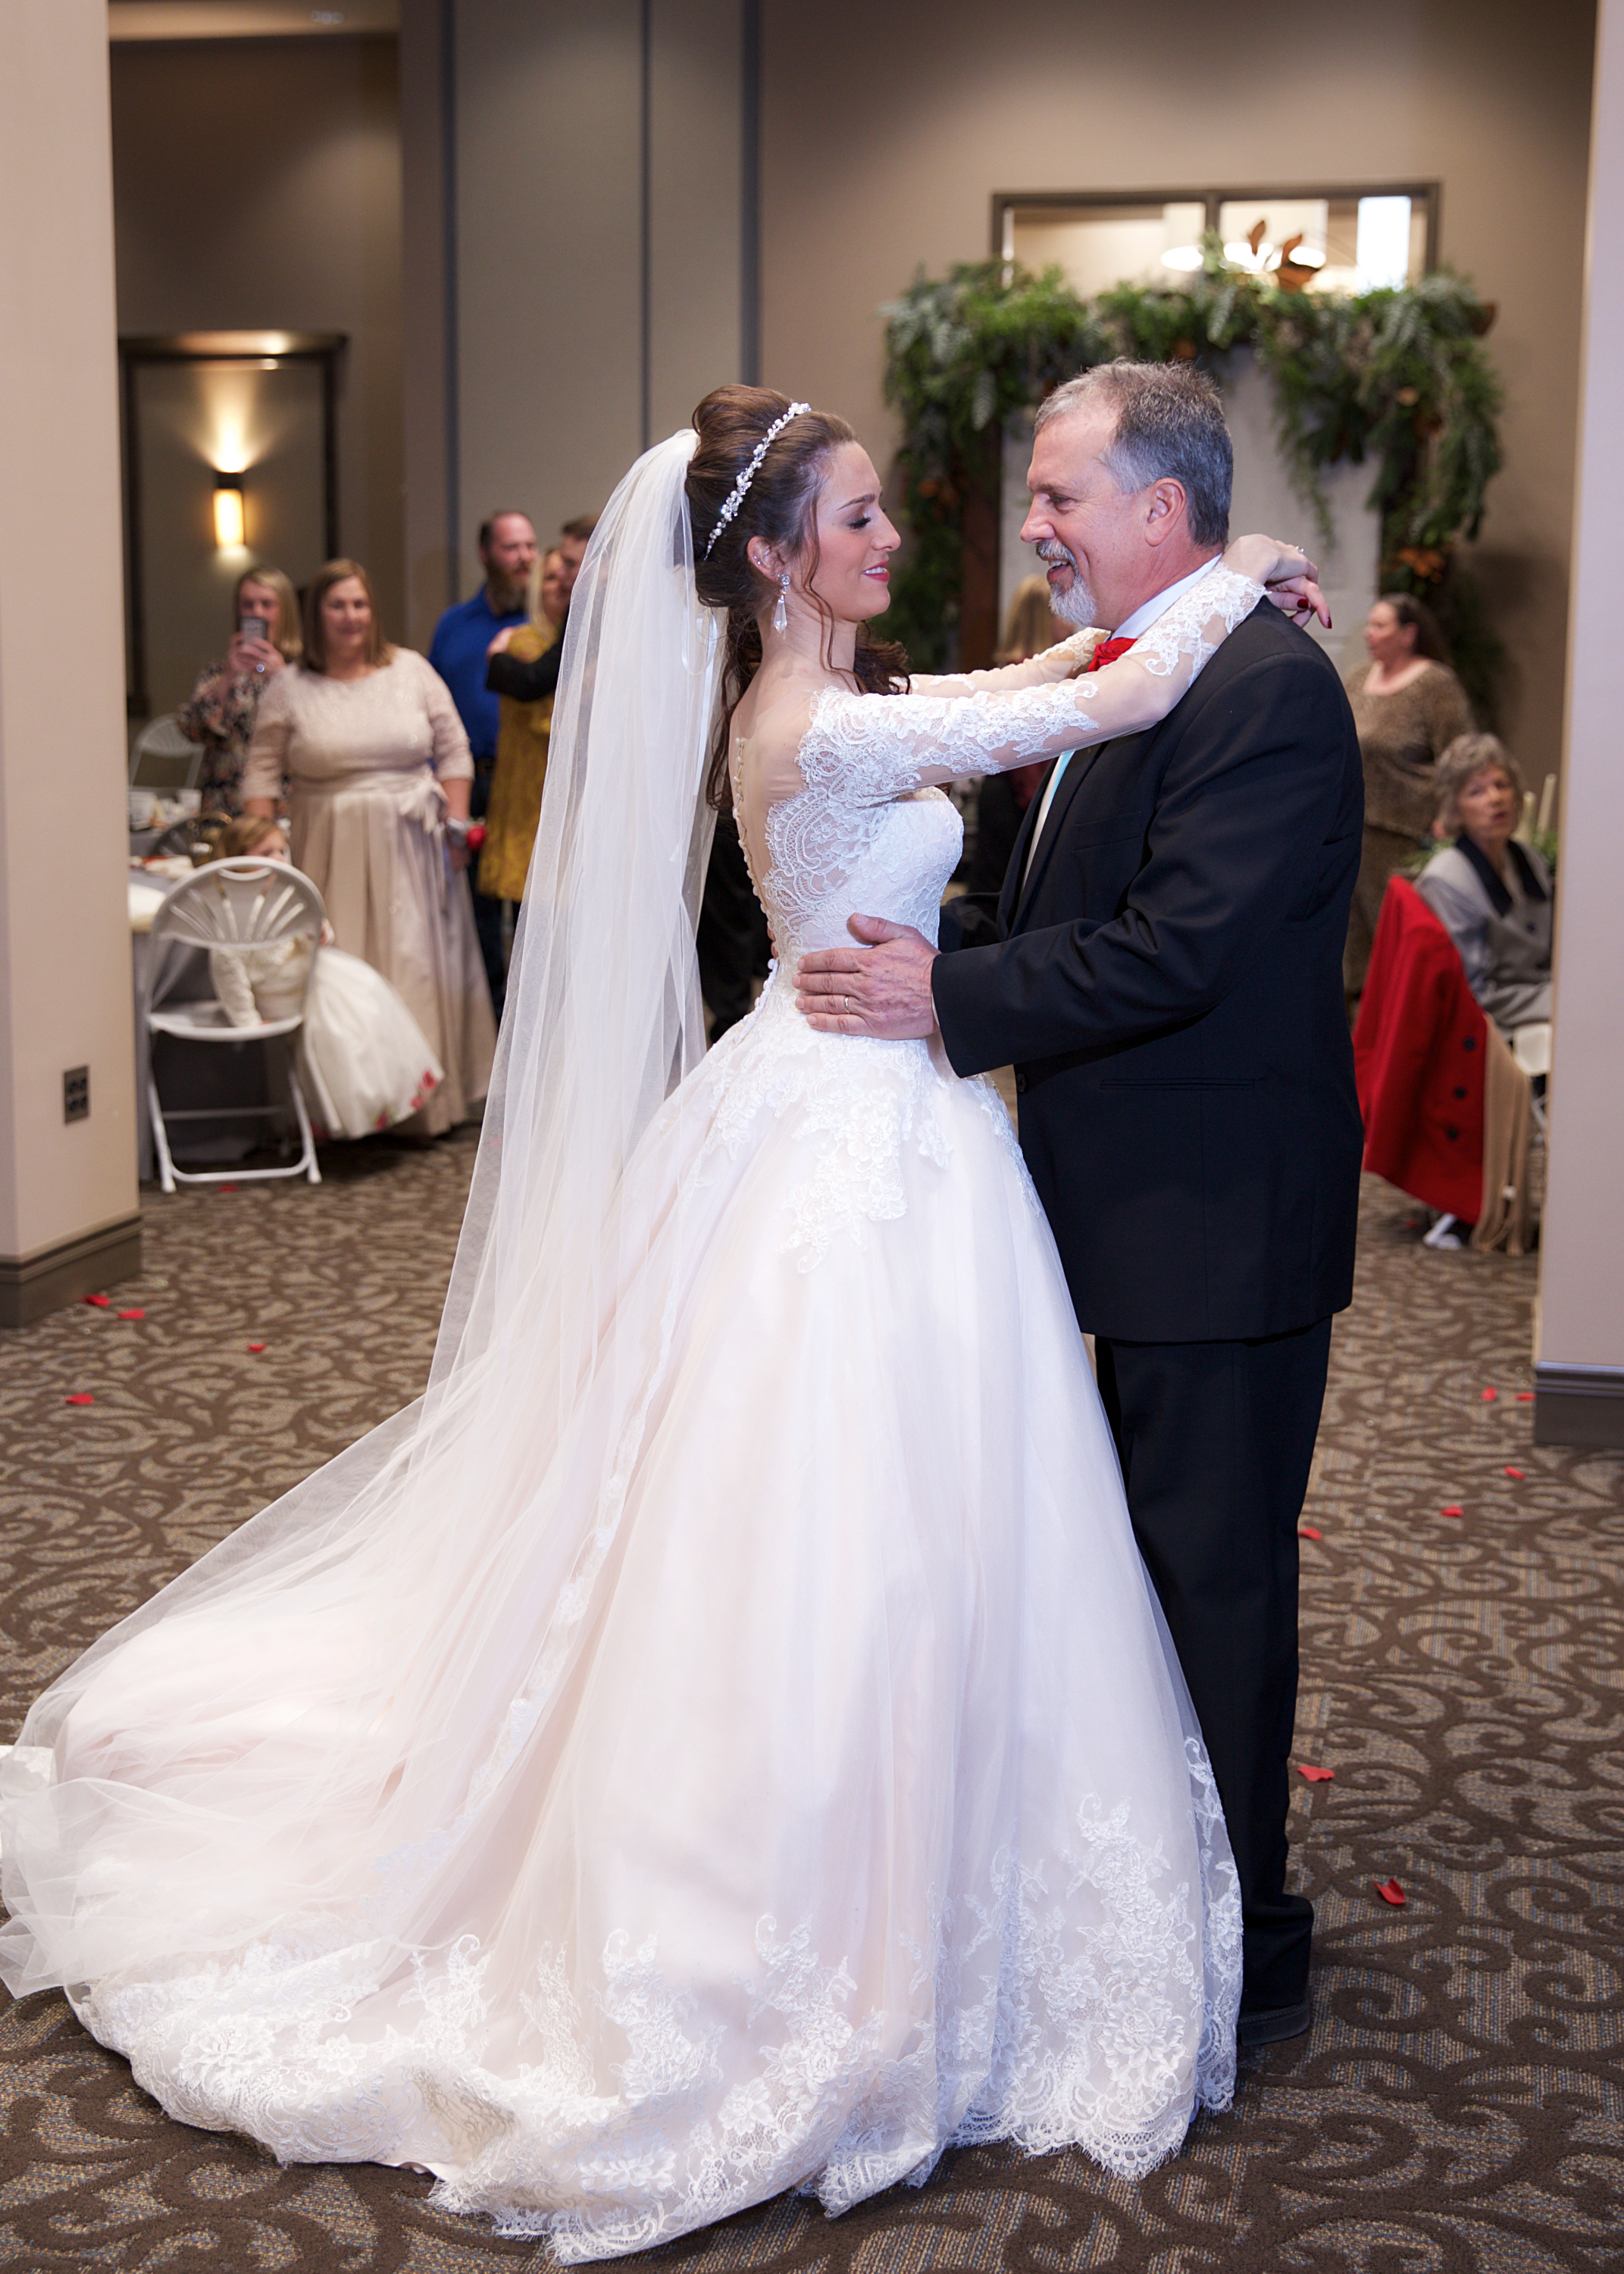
[688,384,908,806]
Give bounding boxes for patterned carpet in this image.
[2,1132,1622,2272]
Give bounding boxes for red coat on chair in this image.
[1353,877,1487,1221]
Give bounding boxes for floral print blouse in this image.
[177,664,275,815]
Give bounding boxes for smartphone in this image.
[240,615,269,644]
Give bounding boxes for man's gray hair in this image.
[1035,360,1232,547]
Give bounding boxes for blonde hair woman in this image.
[175,565,304,816]
[478,547,568,905]
[994,572,1065,665]
[240,559,495,1134]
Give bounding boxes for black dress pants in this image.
[469,763,506,1018]
[1094,1317,1333,2017]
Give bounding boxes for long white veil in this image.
[0,429,725,1991]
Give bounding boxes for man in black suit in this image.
[795,361,1364,2047]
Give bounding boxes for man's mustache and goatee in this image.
[1036,539,1096,628]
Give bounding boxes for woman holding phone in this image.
[177,565,303,815]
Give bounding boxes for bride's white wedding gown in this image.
[0,577,1252,2262]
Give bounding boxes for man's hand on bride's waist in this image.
[796,916,939,1038]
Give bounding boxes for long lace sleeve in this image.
[801,571,1263,804]
[908,628,1105,697]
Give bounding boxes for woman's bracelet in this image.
[444,815,470,845]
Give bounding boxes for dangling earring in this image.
[772,572,790,635]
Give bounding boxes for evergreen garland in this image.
[881,246,1505,713]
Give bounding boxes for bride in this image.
[0,388,1325,2263]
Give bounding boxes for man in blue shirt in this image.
[429,510,539,1013]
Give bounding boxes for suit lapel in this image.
[997,763,1053,934]
[1011,744,1106,930]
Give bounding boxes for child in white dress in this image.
[208,816,446,1139]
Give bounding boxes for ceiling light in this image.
[1159,245,1203,272]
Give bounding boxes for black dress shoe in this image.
[1236,1996,1312,2048]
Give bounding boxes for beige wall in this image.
[1536,0,1624,1437]
[110,33,405,646]
[0,0,139,1315]
[759,0,1597,790]
[400,0,747,618]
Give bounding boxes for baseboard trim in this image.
[1534,1362,1624,1451]
[0,1214,142,1330]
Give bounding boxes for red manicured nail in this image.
[1441,1505,1463,1518]
[1298,1524,1322,1541]
[246,1342,266,1354]
[82,1293,110,1308]
[1297,1764,1335,1782]
[1504,1467,1525,1480]
[117,1309,145,1320]
[64,1393,95,1406]
[1482,1386,1498,1402]
[1375,1878,1407,1906]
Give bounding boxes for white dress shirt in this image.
[1022,554,1222,888]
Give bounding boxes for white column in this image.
[0,0,140,1326]
[1536,0,1624,1446]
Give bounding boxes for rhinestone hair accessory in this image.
[704,401,811,558]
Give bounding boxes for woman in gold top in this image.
[479,548,568,904]
[1341,591,1473,997]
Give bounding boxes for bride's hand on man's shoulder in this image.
[1223,534,1331,631]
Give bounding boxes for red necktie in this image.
[1087,636,1135,669]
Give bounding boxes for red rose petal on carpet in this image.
[1504,1467,1525,1480]
[1298,1525,1322,1540]
[81,1293,110,1308]
[218,1184,237,1195]
[1517,1392,1535,1402]
[1482,1386,1498,1402]
[1297,1764,1335,1782]
[1441,1505,1464,1518]
[246,1342,266,1354]
[1375,1878,1407,1906]
[64,1393,95,1406]
[117,1309,145,1320]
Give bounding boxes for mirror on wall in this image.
[120,330,345,723]
[994,184,1438,298]
[985,189,1439,667]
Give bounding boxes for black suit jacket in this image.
[932,601,1364,1343]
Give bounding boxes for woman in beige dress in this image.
[241,559,496,1134]
[1341,590,1473,998]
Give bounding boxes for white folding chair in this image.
[144,859,326,1193]
[129,713,206,794]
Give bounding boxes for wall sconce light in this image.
[213,471,246,549]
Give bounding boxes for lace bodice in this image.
[731,565,1264,964]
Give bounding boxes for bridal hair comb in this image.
[704,402,811,557]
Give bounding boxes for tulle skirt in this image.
[0,978,1240,2262]
[299,947,445,1139]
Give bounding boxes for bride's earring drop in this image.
[772,572,790,635]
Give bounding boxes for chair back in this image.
[146,859,326,1022]
[129,713,206,791]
